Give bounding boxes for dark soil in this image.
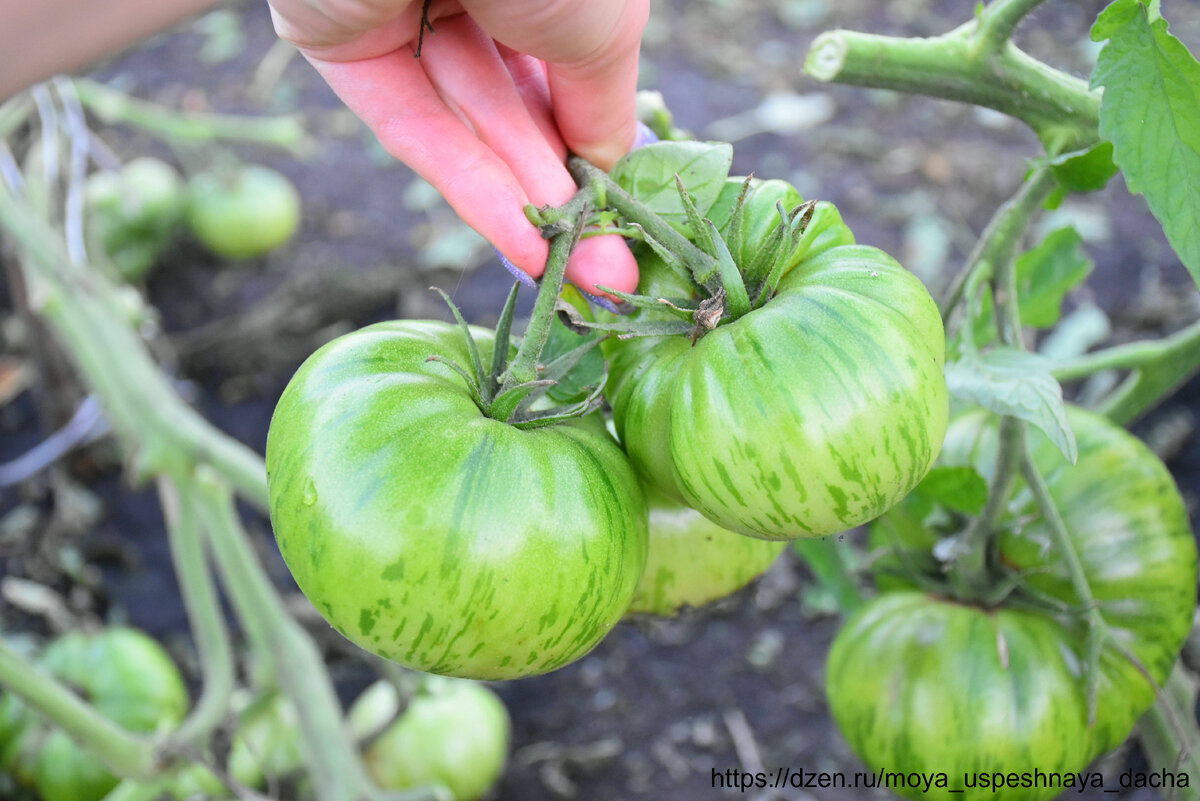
[2,2,1199,800]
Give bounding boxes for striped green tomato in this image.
[627,489,785,616]
[266,320,649,680]
[828,407,1198,800]
[606,239,948,540]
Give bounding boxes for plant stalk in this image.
[805,19,1099,150]
[157,477,234,752]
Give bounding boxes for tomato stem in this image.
[504,204,588,390]
[158,478,235,754]
[567,157,721,289]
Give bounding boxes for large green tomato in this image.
[828,407,1198,801]
[606,222,948,540]
[0,629,188,801]
[353,678,509,801]
[266,320,649,680]
[627,489,785,616]
[185,165,300,259]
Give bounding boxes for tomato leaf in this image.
[610,141,733,235]
[1092,0,1200,286]
[1016,227,1094,329]
[1037,143,1120,210]
[912,466,988,516]
[945,347,1078,463]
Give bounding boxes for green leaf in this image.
[1015,227,1094,328]
[945,347,1078,463]
[609,141,733,235]
[1038,143,1120,209]
[912,467,988,516]
[1092,0,1200,286]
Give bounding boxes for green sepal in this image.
[722,175,754,266]
[488,380,557,423]
[740,202,790,288]
[424,355,487,410]
[431,287,486,394]
[569,318,698,338]
[488,282,521,398]
[753,201,815,308]
[705,219,750,319]
[594,286,699,321]
[631,224,696,285]
[676,175,718,263]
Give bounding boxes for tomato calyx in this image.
[561,158,820,341]
[425,209,610,429]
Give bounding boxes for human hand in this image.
[268,0,649,298]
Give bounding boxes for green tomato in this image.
[185,165,300,259]
[356,678,509,801]
[606,237,948,540]
[85,157,185,280]
[0,629,188,801]
[627,490,785,616]
[830,407,1198,800]
[266,320,649,680]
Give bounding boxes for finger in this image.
[418,18,638,296]
[307,49,551,276]
[494,46,564,161]
[545,0,647,169]
[461,0,649,168]
[419,16,573,205]
[269,0,462,60]
[569,235,640,297]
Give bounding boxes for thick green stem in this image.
[0,183,269,511]
[1052,319,1200,425]
[943,169,1056,322]
[792,537,864,615]
[951,414,1021,594]
[0,640,159,781]
[975,0,1050,52]
[157,478,234,753]
[194,472,378,801]
[72,79,311,155]
[990,171,1055,348]
[567,157,720,287]
[504,211,583,389]
[805,17,1099,150]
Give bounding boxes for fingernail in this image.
[495,248,538,288]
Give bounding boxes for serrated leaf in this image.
[1092,0,1200,286]
[1016,227,1093,328]
[946,347,1078,463]
[1039,143,1120,208]
[912,466,988,516]
[609,141,733,235]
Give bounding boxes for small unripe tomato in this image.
[185,165,301,259]
[353,678,509,801]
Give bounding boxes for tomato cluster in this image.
[826,407,1198,800]
[266,160,947,680]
